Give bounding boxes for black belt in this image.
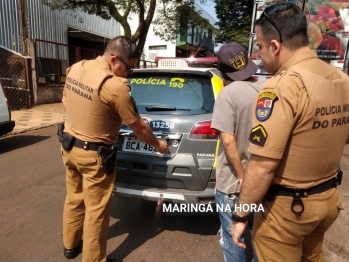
[227,192,240,198]
[266,177,338,216]
[268,177,337,198]
[73,138,109,151]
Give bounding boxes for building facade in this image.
[0,0,121,106]
[122,2,219,61]
[0,0,217,107]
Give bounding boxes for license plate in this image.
[122,137,160,154]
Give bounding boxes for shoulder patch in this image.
[255,91,278,121]
[249,124,268,147]
[128,91,138,113]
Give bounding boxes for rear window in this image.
[128,76,215,115]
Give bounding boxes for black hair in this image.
[255,2,308,50]
[105,36,141,59]
[218,70,233,82]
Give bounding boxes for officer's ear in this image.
[110,55,117,65]
[269,39,281,56]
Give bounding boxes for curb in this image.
[3,122,62,137]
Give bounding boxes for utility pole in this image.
[18,0,29,56]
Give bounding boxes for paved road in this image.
[0,125,348,261]
[0,126,224,262]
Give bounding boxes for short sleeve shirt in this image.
[249,50,349,188]
[211,80,264,194]
[83,56,139,125]
[62,56,139,144]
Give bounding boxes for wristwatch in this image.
[231,211,249,223]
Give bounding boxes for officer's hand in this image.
[156,140,169,154]
[231,221,248,249]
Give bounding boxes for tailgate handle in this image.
[153,132,182,140]
[120,130,182,139]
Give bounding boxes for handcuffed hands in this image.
[231,221,248,248]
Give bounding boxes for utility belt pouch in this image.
[62,133,75,151]
[98,144,118,174]
[57,122,65,142]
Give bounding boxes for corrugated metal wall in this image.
[0,0,120,56]
[0,0,22,53]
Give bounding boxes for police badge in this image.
[255,91,277,121]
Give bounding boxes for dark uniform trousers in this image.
[253,188,342,262]
[61,146,116,262]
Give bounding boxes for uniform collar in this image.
[275,50,318,75]
[96,56,111,71]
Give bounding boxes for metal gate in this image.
[0,48,33,109]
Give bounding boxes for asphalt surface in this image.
[0,126,224,262]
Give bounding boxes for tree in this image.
[42,0,212,58]
[214,0,254,48]
[153,1,211,43]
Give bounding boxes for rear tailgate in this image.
[116,69,220,191]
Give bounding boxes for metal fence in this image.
[33,39,158,86]
[0,48,33,109]
[34,39,102,86]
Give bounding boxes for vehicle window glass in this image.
[128,76,214,115]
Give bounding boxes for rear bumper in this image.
[0,120,15,136]
[113,181,216,204]
[116,152,214,191]
[114,145,217,204]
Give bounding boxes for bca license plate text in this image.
[122,137,162,154]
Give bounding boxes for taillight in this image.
[189,120,219,139]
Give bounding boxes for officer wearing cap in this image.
[231,3,349,261]
[211,42,263,262]
[61,36,168,262]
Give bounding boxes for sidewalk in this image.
[8,103,66,135]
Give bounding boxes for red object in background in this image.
[328,16,344,30]
[318,34,345,58]
[318,5,336,17]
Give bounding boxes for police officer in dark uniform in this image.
[61,36,168,262]
[231,3,349,261]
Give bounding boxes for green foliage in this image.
[214,0,254,48]
[153,0,210,43]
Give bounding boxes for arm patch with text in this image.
[255,91,278,121]
[249,125,268,147]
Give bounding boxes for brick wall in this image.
[37,86,63,104]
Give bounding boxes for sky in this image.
[197,1,217,21]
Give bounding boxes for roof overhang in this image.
[176,42,215,57]
[67,27,111,43]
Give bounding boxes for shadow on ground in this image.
[107,197,254,261]
[0,135,50,154]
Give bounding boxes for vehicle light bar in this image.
[158,59,189,69]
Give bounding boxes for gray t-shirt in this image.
[211,80,264,194]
